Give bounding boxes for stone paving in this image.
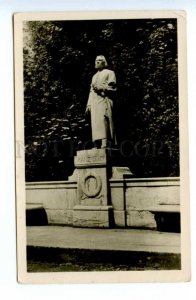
[27,226,180,254]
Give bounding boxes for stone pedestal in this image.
[73,149,113,228]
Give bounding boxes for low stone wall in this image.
[26,180,77,225]
[26,177,180,229]
[110,177,180,229]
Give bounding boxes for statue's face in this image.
[95,57,105,70]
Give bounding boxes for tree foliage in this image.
[23,19,179,181]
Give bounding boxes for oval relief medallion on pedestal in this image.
[81,172,102,198]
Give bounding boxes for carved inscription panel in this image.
[75,149,107,167]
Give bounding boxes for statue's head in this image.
[95,55,108,70]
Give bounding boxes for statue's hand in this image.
[92,84,98,92]
[93,84,106,96]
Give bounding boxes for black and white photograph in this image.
[14,11,190,283]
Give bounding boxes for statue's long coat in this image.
[87,68,116,142]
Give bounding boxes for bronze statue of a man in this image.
[86,55,117,148]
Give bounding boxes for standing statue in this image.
[86,55,117,148]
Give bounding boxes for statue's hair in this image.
[96,55,108,67]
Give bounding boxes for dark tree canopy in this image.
[23,18,179,181]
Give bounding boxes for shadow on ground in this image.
[27,246,181,272]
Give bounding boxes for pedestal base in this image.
[73,205,113,228]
